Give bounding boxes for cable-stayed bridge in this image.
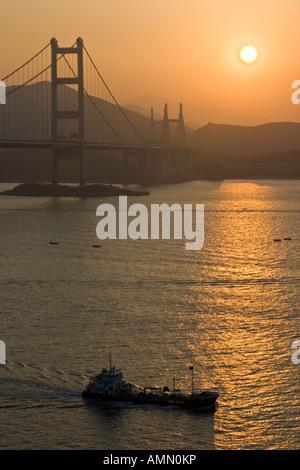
[0,38,191,187]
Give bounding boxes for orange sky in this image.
[1,0,300,125]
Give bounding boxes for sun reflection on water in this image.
[177,181,300,449]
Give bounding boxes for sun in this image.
[239,45,258,64]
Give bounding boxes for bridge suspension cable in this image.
[83,45,147,146]
[1,42,51,82]
[0,43,53,142]
[62,54,126,145]
[5,64,52,98]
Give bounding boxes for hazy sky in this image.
[1,0,300,124]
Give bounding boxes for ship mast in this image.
[189,365,194,394]
[109,348,112,371]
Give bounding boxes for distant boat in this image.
[92,244,101,248]
[283,237,292,240]
[49,241,59,245]
[273,239,281,242]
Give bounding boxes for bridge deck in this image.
[0,141,191,152]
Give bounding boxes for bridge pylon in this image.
[149,103,187,146]
[51,37,86,190]
[160,103,171,145]
[174,103,187,145]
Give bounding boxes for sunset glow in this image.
[1,1,300,125]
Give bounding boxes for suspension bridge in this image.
[0,37,192,188]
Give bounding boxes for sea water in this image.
[0,179,299,450]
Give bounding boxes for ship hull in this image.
[81,390,132,401]
[131,392,219,410]
[82,390,218,410]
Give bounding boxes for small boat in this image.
[273,239,281,242]
[49,241,59,245]
[82,353,219,411]
[283,237,292,241]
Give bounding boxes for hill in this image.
[190,122,300,158]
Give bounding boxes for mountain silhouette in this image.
[190,121,300,158]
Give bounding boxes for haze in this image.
[1,0,300,125]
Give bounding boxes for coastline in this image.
[0,183,150,197]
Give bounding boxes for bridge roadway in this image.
[0,140,153,151]
[0,140,192,153]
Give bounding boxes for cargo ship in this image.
[82,352,219,410]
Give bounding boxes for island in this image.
[1,183,150,197]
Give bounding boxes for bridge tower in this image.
[160,103,172,145]
[149,107,155,144]
[174,103,187,145]
[149,103,187,146]
[51,37,85,190]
